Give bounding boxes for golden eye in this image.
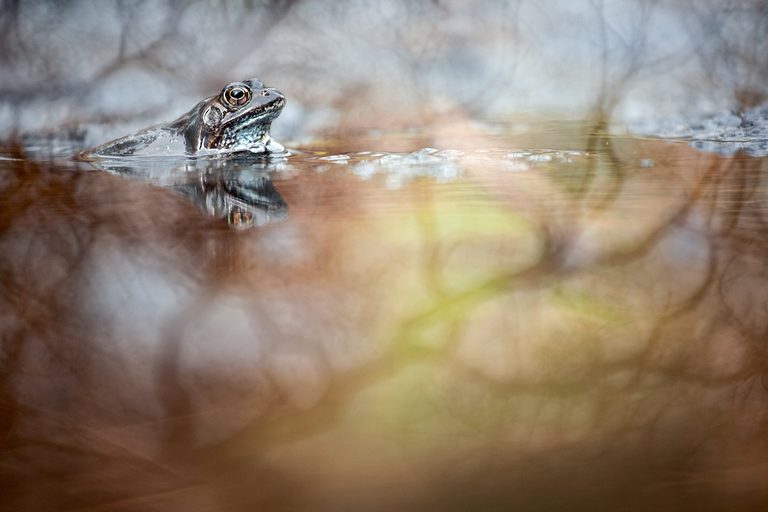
[222,84,251,108]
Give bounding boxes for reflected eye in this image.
[222,84,251,108]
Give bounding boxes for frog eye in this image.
[222,83,251,108]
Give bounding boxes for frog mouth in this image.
[228,98,285,128]
[257,97,285,117]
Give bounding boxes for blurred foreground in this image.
[3,125,768,510]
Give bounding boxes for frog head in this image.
[174,78,286,153]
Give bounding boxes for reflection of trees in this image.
[0,150,266,510]
[3,136,768,509]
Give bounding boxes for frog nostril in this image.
[261,89,270,97]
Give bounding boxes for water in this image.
[2,128,768,511]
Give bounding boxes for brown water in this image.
[2,128,768,511]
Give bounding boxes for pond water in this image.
[2,126,768,511]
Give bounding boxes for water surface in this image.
[2,127,768,511]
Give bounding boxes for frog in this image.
[82,78,286,158]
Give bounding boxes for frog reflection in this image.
[193,167,288,230]
[83,78,286,158]
[95,158,288,230]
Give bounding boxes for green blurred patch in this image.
[551,286,631,325]
[342,363,522,452]
[364,189,543,298]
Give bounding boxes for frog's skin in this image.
[84,78,286,158]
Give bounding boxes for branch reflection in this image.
[2,136,768,510]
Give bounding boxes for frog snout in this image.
[260,88,285,108]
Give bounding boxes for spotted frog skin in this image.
[84,78,286,158]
